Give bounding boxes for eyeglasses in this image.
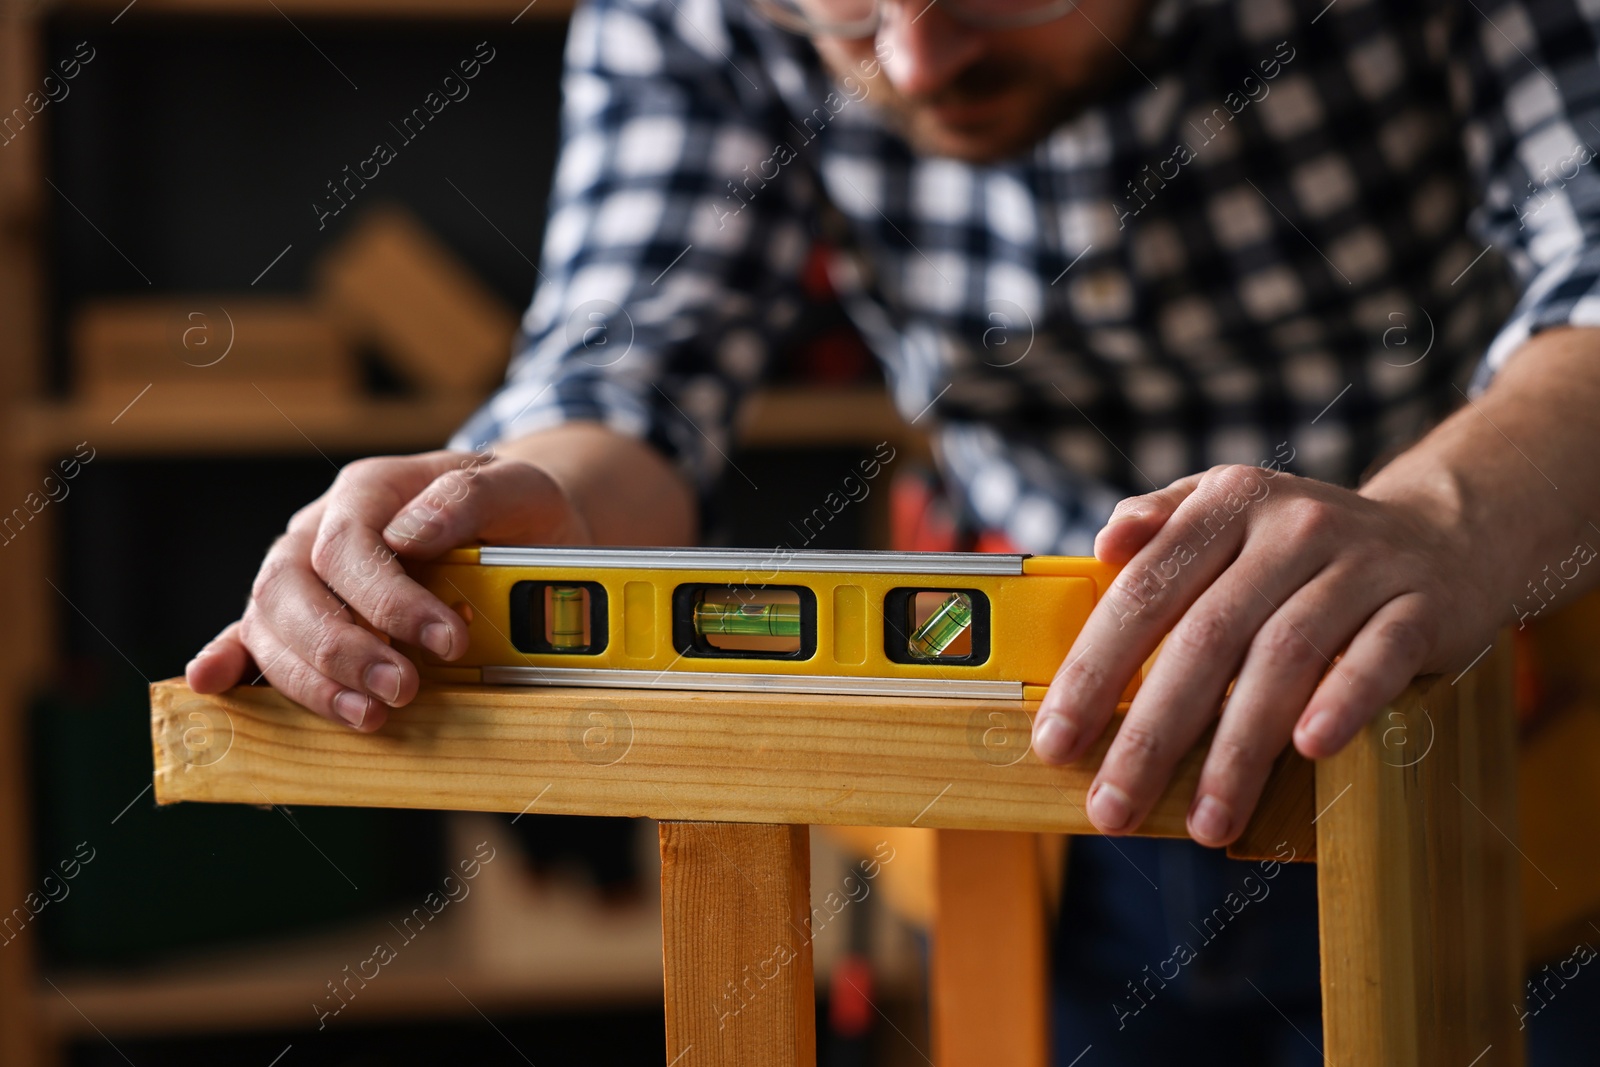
[750,0,1080,39]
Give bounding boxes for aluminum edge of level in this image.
[480,664,1024,699]
[476,546,1027,576]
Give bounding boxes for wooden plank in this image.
[0,685,43,1067]
[1459,638,1525,1065]
[1517,588,1600,959]
[1517,702,1600,959]
[150,679,1313,842]
[659,822,814,1067]
[0,9,51,1064]
[931,830,1047,1067]
[9,395,481,461]
[0,10,43,402]
[71,298,357,403]
[9,387,914,462]
[1227,747,1316,863]
[0,5,54,693]
[1316,640,1524,1067]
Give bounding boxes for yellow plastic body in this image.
[405,549,1142,700]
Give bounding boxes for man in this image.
[190,0,1600,1059]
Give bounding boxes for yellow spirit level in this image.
[403,547,1139,702]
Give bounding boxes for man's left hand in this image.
[1029,462,1498,847]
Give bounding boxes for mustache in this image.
[902,59,1028,107]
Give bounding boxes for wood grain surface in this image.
[1316,638,1524,1067]
[932,829,1049,1067]
[151,679,1311,852]
[660,823,815,1067]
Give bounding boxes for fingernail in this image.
[1190,795,1232,843]
[1107,507,1147,524]
[1300,709,1337,748]
[1033,715,1078,762]
[335,690,370,728]
[385,507,440,543]
[1089,782,1133,833]
[365,662,403,705]
[421,622,455,658]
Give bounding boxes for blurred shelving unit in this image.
[10,394,484,460]
[8,384,914,462]
[0,2,925,1064]
[36,815,672,1043]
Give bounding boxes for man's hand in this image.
[1029,463,1498,848]
[187,422,696,730]
[185,450,592,731]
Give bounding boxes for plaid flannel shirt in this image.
[452,0,1600,554]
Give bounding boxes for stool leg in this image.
[932,829,1050,1067]
[659,822,816,1067]
[1316,639,1524,1066]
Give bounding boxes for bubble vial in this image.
[908,592,974,659]
[693,601,802,637]
[547,586,588,648]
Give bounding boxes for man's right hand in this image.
[185,449,593,731]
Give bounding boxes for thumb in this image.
[1093,472,1206,565]
[186,621,252,693]
[381,459,591,559]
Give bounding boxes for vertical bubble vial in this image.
[549,586,587,648]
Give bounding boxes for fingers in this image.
[192,449,577,728]
[239,611,389,732]
[247,556,421,710]
[1084,544,1327,837]
[1034,466,1273,766]
[1093,473,1205,565]
[186,621,252,693]
[382,459,584,559]
[308,454,488,658]
[1294,593,1436,759]
[1185,568,1376,845]
[1033,466,1452,846]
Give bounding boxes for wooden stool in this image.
[149,637,1524,1066]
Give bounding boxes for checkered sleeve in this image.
[1453,0,1600,385]
[448,0,815,491]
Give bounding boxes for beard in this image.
[816,5,1152,163]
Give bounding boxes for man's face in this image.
[806,0,1153,162]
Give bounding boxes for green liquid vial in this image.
[549,586,587,648]
[694,601,802,637]
[908,592,973,658]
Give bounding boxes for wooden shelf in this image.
[10,393,483,461]
[9,386,920,462]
